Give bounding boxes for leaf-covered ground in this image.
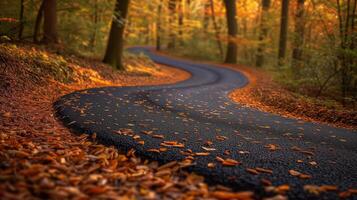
[226,66,357,130]
[0,43,262,200]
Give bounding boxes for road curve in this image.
[55,47,357,199]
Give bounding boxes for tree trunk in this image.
[336,0,357,100]
[18,0,25,40]
[42,0,58,44]
[33,0,45,43]
[256,0,271,67]
[103,0,131,70]
[90,0,98,52]
[223,0,238,64]
[278,0,289,66]
[178,0,184,46]
[242,0,248,37]
[203,0,210,33]
[186,0,191,19]
[167,0,177,49]
[210,0,224,60]
[291,0,305,77]
[156,1,163,51]
[145,23,150,45]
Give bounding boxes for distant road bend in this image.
[55,47,357,199]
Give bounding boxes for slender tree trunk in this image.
[278,0,289,66]
[42,0,58,44]
[90,0,98,52]
[291,0,305,77]
[167,0,177,49]
[336,0,357,100]
[256,0,271,67]
[18,0,25,40]
[203,0,210,33]
[178,0,184,46]
[156,1,163,51]
[223,0,238,64]
[103,0,131,70]
[242,0,251,62]
[209,0,224,60]
[145,23,150,44]
[242,0,248,37]
[186,0,191,19]
[33,0,45,43]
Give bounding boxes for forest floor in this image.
[228,66,356,130]
[160,51,356,130]
[0,43,260,199]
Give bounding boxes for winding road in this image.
[55,47,357,199]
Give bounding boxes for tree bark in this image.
[103,0,131,70]
[178,0,184,46]
[18,0,25,40]
[291,0,305,77]
[167,0,177,49]
[336,0,357,100]
[42,0,58,44]
[223,0,238,64]
[256,0,271,67]
[90,0,99,52]
[203,0,210,32]
[33,0,45,43]
[156,1,163,51]
[278,0,289,66]
[210,0,224,59]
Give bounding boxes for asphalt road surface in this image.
[55,47,357,199]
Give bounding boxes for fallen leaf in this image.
[291,146,314,156]
[309,161,317,166]
[289,170,311,179]
[152,134,165,139]
[264,195,288,200]
[265,144,279,151]
[303,185,321,195]
[222,159,240,166]
[339,191,352,198]
[299,174,312,179]
[194,152,210,156]
[3,112,11,117]
[211,191,254,200]
[86,186,108,194]
[216,135,228,141]
[246,168,259,175]
[147,149,160,153]
[157,161,177,171]
[261,178,272,186]
[275,185,290,194]
[238,150,250,154]
[160,141,184,148]
[289,170,301,176]
[202,146,216,151]
[207,163,215,168]
[256,167,273,174]
[216,156,225,162]
[348,188,357,194]
[320,185,338,191]
[137,140,145,145]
